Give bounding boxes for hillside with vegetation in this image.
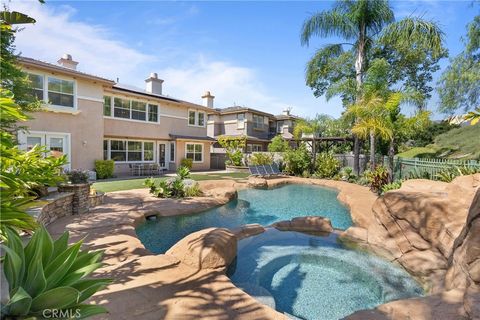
[397,124,480,160]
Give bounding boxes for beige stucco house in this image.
[18,54,215,174]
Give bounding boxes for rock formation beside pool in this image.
[344,174,480,319]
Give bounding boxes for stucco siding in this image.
[176,140,211,171]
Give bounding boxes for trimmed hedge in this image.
[95,160,114,179]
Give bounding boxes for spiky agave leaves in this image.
[1,226,111,319]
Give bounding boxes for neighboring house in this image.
[17,54,215,174]
[207,106,300,153]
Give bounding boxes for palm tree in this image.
[301,0,444,174]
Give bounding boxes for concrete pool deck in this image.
[45,176,480,319]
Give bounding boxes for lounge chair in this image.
[248,163,283,178]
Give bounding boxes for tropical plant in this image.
[301,0,444,174]
[407,168,432,180]
[66,170,90,184]
[364,165,389,194]
[218,136,246,166]
[169,178,185,198]
[338,166,357,183]
[283,144,311,176]
[314,152,341,179]
[268,135,289,152]
[435,165,480,182]
[180,158,193,169]
[249,153,273,166]
[0,226,111,318]
[381,180,403,194]
[176,166,190,180]
[94,160,114,179]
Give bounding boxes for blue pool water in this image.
[136,184,352,253]
[227,229,424,320]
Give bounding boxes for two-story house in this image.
[17,54,215,174]
[207,105,300,153]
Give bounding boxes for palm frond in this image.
[301,9,357,46]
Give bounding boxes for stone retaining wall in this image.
[58,183,90,214]
[28,192,74,225]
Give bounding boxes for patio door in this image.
[158,142,167,169]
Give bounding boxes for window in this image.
[237,113,245,129]
[114,98,130,119]
[48,77,74,108]
[170,142,175,162]
[127,141,142,161]
[186,143,203,162]
[144,142,154,161]
[131,101,146,121]
[110,140,127,161]
[277,120,284,133]
[103,96,112,116]
[103,140,108,160]
[28,74,44,100]
[246,144,262,153]
[188,110,206,126]
[188,110,196,125]
[19,131,70,169]
[27,136,42,151]
[198,112,205,126]
[148,104,158,122]
[253,114,264,130]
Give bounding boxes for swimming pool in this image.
[136,184,352,253]
[227,229,423,320]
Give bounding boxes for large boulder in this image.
[272,216,333,233]
[166,228,237,271]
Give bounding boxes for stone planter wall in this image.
[225,165,250,173]
[27,192,74,225]
[58,183,90,214]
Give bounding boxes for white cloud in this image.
[8,1,154,82]
[159,55,287,112]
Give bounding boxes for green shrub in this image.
[407,168,432,180]
[283,145,311,176]
[338,167,357,183]
[185,184,202,197]
[218,136,246,166]
[435,165,480,182]
[1,226,111,318]
[381,180,403,194]
[95,160,114,179]
[249,153,273,165]
[176,166,190,180]
[314,153,340,179]
[268,135,289,152]
[66,169,89,184]
[364,166,389,194]
[180,158,193,169]
[169,178,185,198]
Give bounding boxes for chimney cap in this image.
[57,53,78,70]
[202,91,215,98]
[145,72,164,83]
[62,53,72,60]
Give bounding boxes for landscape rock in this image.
[248,176,268,189]
[166,227,237,271]
[272,216,333,233]
[232,223,266,240]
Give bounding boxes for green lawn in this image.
[397,147,438,159]
[92,172,250,193]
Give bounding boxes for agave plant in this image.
[1,227,111,319]
[176,166,191,180]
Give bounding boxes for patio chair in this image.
[248,164,283,178]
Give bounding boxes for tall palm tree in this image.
[301,0,444,174]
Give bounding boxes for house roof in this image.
[275,113,302,120]
[18,56,115,84]
[112,83,183,103]
[169,134,216,141]
[215,106,274,117]
[213,134,271,143]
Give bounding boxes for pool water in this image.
[227,229,423,320]
[136,184,352,253]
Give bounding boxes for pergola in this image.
[287,136,354,164]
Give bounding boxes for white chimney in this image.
[202,91,215,108]
[57,53,78,70]
[282,107,291,116]
[145,73,164,95]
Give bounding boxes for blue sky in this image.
[7,0,478,119]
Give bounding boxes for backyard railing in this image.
[388,157,480,180]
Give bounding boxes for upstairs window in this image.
[148,104,158,122]
[114,97,130,119]
[28,74,44,100]
[237,113,245,129]
[188,110,196,125]
[103,96,112,116]
[198,112,205,126]
[253,114,264,130]
[47,77,74,108]
[131,101,146,121]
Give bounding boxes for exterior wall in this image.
[246,112,270,140]
[175,140,211,171]
[22,98,104,170]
